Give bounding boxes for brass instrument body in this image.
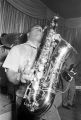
[22,17,77,115]
[23,28,60,115]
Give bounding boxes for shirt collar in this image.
[26,41,39,49]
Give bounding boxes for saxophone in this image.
[22,16,77,115]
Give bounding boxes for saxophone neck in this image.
[50,16,59,31]
[43,16,59,33]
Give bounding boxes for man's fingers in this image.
[21,78,26,83]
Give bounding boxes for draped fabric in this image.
[58,17,81,86]
[60,17,81,54]
[0,0,48,34]
[58,18,81,54]
[65,17,81,28]
[7,0,47,19]
[6,0,55,20]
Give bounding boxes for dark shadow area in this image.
[59,90,81,120]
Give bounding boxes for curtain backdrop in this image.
[65,17,81,28]
[0,0,49,34]
[7,0,47,19]
[58,17,81,86]
[7,0,55,20]
[0,0,56,34]
[58,17,81,54]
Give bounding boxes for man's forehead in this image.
[31,25,42,31]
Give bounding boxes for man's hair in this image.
[1,33,7,37]
[28,25,42,33]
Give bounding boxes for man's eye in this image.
[37,29,42,32]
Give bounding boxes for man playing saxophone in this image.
[2,25,61,120]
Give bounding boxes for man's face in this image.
[29,26,43,43]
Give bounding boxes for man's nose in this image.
[36,27,42,32]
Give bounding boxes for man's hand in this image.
[20,72,34,83]
[5,69,20,84]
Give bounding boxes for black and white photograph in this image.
[0,0,81,120]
